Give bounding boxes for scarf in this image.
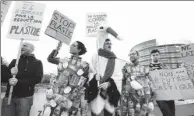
[98,48,117,83]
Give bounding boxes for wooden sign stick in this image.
[8,39,24,105]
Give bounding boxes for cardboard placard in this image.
[1,1,11,26]
[86,12,107,37]
[45,10,76,45]
[7,1,46,40]
[149,68,194,100]
[180,43,194,84]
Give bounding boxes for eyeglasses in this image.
[104,42,112,45]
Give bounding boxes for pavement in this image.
[1,88,194,116]
[153,103,194,116]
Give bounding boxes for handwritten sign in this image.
[45,10,76,45]
[180,43,194,84]
[86,12,107,37]
[149,68,194,100]
[7,1,46,40]
[1,1,11,26]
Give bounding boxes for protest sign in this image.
[86,12,107,37]
[7,1,46,40]
[180,43,194,84]
[1,1,11,26]
[149,68,194,100]
[45,10,76,45]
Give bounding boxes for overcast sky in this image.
[1,1,194,75]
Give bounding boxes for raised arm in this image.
[47,49,60,65]
[47,41,62,65]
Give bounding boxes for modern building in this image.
[131,39,185,69]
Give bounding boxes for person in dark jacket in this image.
[1,42,43,116]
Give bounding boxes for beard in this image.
[108,47,111,51]
[104,46,111,51]
[131,58,137,63]
[21,51,28,56]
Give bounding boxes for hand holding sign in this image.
[11,67,18,75]
[53,41,63,57]
[9,77,18,86]
[99,82,110,90]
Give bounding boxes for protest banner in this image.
[7,1,46,40]
[180,43,194,84]
[86,12,107,37]
[1,1,12,26]
[149,68,194,100]
[45,10,76,45]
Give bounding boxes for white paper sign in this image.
[1,1,11,26]
[86,12,107,37]
[180,43,194,84]
[45,10,76,45]
[149,68,194,100]
[7,1,46,40]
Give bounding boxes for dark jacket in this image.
[87,75,121,107]
[5,54,43,98]
[1,64,11,83]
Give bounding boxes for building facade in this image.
[131,39,185,69]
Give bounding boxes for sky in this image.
[1,1,194,76]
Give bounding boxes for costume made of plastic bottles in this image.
[43,56,89,116]
[121,63,155,116]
